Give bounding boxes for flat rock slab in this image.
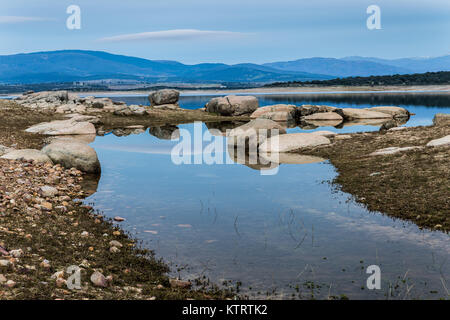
[311,130,337,137]
[250,104,297,118]
[338,108,393,120]
[426,135,450,147]
[303,112,343,121]
[259,133,331,153]
[1,149,52,163]
[365,106,409,118]
[26,119,96,136]
[369,146,422,156]
[433,113,450,126]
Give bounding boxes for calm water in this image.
[85,93,450,299]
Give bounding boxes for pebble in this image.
[0,274,6,283]
[0,259,12,267]
[109,240,123,248]
[90,271,108,287]
[5,280,16,288]
[80,231,89,238]
[9,249,23,258]
[109,246,120,253]
[39,185,58,197]
[169,278,192,289]
[114,216,125,222]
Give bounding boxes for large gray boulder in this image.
[42,141,100,173]
[259,133,330,153]
[25,119,96,135]
[149,89,180,106]
[1,149,52,164]
[206,95,258,116]
[228,119,286,151]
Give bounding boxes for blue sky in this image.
[1,0,449,64]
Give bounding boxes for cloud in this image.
[0,16,50,24]
[98,29,247,42]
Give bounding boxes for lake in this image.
[84,93,450,299]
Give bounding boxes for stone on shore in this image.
[258,111,294,121]
[303,112,343,121]
[336,108,393,120]
[365,106,410,118]
[250,104,297,119]
[149,89,180,106]
[0,145,14,156]
[206,95,258,116]
[25,119,96,136]
[42,141,101,173]
[426,135,450,147]
[90,271,108,287]
[259,133,331,153]
[433,113,450,126]
[1,149,53,164]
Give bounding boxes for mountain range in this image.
[0,50,449,85]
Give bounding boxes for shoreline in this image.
[2,85,450,99]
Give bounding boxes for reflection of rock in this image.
[302,120,343,128]
[42,141,101,174]
[311,131,337,137]
[260,153,326,164]
[206,95,258,116]
[259,133,331,153]
[227,144,278,171]
[112,126,146,137]
[79,173,100,198]
[149,125,180,140]
[205,121,246,136]
[341,119,392,127]
[228,119,286,151]
[1,149,52,164]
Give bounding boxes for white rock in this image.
[26,119,96,136]
[338,108,393,120]
[42,141,100,173]
[259,133,330,153]
[426,135,450,147]
[1,149,52,164]
[369,146,422,156]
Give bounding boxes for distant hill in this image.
[0,50,332,84]
[265,71,450,87]
[264,56,450,77]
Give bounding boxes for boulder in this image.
[259,133,330,153]
[1,149,52,163]
[335,108,393,120]
[433,113,450,126]
[426,135,450,147]
[206,95,258,116]
[303,112,343,121]
[149,89,180,106]
[42,141,101,173]
[250,104,297,119]
[228,119,286,151]
[365,106,409,118]
[25,119,96,136]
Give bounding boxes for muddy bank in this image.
[300,124,450,232]
[0,100,233,299]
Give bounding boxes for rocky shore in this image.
[0,98,233,300]
[0,89,449,298]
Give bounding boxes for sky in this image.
[0,0,449,64]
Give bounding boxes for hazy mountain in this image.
[0,50,332,84]
[265,56,450,77]
[341,55,450,73]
